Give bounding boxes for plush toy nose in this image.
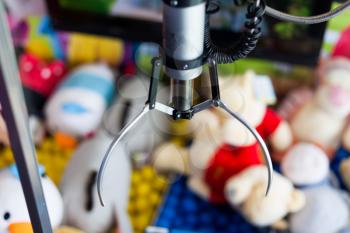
[8,222,33,233]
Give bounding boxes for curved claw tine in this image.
[218,101,273,196]
[97,104,150,206]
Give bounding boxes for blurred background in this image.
[0,0,350,233]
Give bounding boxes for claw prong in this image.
[96,104,150,207]
[218,101,273,196]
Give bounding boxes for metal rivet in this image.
[183,64,188,69]
[171,0,178,6]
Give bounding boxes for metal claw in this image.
[97,104,151,206]
[218,100,273,195]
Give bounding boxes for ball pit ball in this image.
[128,166,168,233]
[0,137,74,185]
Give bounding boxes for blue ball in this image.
[182,198,198,212]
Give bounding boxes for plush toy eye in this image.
[3,212,11,221]
[41,172,47,178]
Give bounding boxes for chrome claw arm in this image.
[97,104,151,206]
[155,102,175,116]
[218,100,273,195]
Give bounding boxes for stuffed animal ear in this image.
[190,109,220,137]
[152,143,190,175]
[243,70,255,85]
[288,189,306,213]
[242,70,256,98]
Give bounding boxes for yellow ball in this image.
[128,203,136,215]
[141,166,155,180]
[129,188,137,200]
[134,215,151,231]
[136,183,152,197]
[149,192,161,205]
[135,197,150,211]
[153,177,167,191]
[131,172,142,185]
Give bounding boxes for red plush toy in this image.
[20,53,66,98]
[19,53,67,143]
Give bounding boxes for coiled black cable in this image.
[203,0,265,64]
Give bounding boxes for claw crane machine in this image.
[0,0,347,232]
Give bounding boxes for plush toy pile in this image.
[151,57,350,233]
[281,143,350,233]
[2,25,350,233]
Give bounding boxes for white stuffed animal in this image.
[0,164,63,233]
[290,58,350,156]
[282,143,350,233]
[45,63,115,139]
[224,165,305,227]
[60,76,170,233]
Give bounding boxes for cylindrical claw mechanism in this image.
[163,0,206,112]
[171,79,193,111]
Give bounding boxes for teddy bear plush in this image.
[153,71,293,203]
[0,164,64,233]
[224,165,305,227]
[281,143,350,233]
[287,57,350,157]
[60,76,170,233]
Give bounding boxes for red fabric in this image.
[332,26,350,59]
[204,108,282,203]
[256,108,283,139]
[19,54,67,97]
